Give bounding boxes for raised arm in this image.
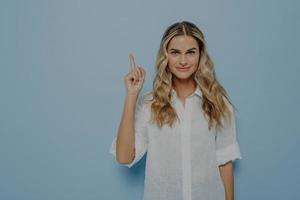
[115,54,146,164]
[115,94,137,164]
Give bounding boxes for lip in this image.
[176,67,191,72]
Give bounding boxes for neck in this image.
[172,77,197,98]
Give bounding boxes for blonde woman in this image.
[110,21,242,200]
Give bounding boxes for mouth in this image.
[176,66,191,72]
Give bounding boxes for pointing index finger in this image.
[129,53,136,72]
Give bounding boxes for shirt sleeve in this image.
[109,94,148,168]
[215,97,242,166]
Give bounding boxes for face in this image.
[167,35,200,81]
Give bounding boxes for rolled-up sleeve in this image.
[215,98,242,166]
[109,94,148,168]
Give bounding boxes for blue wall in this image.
[0,0,299,199]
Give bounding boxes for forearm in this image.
[116,94,138,164]
[219,161,234,200]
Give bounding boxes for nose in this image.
[179,55,187,66]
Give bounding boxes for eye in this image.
[187,51,195,54]
[170,51,179,55]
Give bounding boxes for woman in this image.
[110,21,242,200]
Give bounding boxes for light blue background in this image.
[1,0,299,199]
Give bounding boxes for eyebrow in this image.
[169,48,197,52]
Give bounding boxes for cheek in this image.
[167,57,177,68]
[190,55,200,65]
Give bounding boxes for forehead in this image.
[167,35,198,50]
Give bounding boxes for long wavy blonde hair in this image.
[149,21,235,131]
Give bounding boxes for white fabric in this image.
[109,85,242,200]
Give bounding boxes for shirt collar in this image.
[170,84,202,102]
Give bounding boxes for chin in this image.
[173,73,194,80]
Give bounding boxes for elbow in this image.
[116,155,134,165]
[116,149,135,165]
[117,159,132,165]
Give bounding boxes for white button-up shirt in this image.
[110,85,242,200]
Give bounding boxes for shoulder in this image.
[222,95,234,113]
[135,91,153,122]
[136,91,154,114]
[140,90,154,105]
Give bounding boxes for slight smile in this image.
[176,67,191,71]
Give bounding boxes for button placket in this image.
[179,98,192,200]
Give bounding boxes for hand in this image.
[124,53,146,96]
